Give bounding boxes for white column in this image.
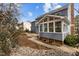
[61,21,64,41]
[53,19,55,33]
[39,24,40,33]
[61,21,64,33]
[43,23,44,32]
[47,17,49,32]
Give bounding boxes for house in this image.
[31,4,75,42]
[31,21,36,33]
[16,22,24,31]
[23,21,31,31]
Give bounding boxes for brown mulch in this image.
[16,34,50,50]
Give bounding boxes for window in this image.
[44,18,47,22]
[49,22,53,32]
[49,17,54,21]
[44,23,47,32]
[55,21,61,32]
[40,24,43,32]
[55,17,60,20]
[40,20,43,23]
[36,25,38,31]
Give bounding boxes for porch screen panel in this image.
[49,22,53,32]
[55,21,61,32]
[40,24,43,32]
[44,18,47,22]
[44,23,47,32]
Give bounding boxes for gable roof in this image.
[36,4,69,21]
[36,14,67,24]
[36,14,70,25]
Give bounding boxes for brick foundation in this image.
[39,37,64,46]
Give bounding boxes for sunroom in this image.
[36,14,69,42]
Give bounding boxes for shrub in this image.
[0,32,11,55]
[64,35,78,46]
[10,30,22,48]
[76,36,79,43]
[0,30,22,55]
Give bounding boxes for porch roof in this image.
[36,14,67,24]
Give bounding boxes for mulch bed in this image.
[16,34,50,50]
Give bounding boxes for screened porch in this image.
[36,15,68,41]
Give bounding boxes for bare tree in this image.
[74,8,79,36]
[0,3,21,55]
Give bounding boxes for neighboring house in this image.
[16,21,31,31]
[16,22,24,31]
[31,4,75,42]
[23,22,31,31]
[31,21,36,33]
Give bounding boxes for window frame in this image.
[40,24,43,32]
[49,22,54,32]
[55,21,61,32]
[44,23,47,32]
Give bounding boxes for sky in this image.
[19,3,79,22]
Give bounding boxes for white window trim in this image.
[55,20,62,33]
[44,23,48,32]
[38,17,65,34]
[49,22,54,32]
[39,24,40,32]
